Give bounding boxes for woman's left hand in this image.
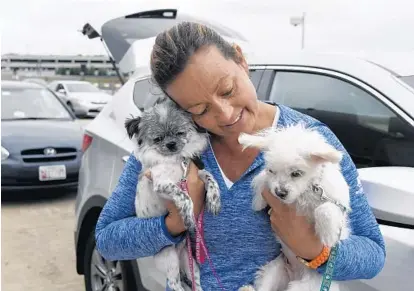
[262,189,324,260]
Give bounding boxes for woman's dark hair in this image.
[150,21,241,91]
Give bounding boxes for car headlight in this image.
[1,146,10,161]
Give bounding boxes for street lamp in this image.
[290,12,306,49]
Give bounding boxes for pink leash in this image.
[179,179,225,291]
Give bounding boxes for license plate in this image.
[39,165,67,181]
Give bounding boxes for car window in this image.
[1,86,72,120]
[269,71,414,168]
[65,83,100,93]
[249,69,264,89]
[133,78,163,110]
[56,83,65,91]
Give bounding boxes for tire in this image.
[83,231,143,291]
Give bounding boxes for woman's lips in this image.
[224,109,244,127]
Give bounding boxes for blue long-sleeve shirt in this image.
[95,104,386,290]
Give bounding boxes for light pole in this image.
[290,12,306,49]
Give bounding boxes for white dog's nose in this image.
[275,187,288,200]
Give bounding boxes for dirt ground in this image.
[2,188,84,291]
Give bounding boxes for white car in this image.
[48,80,112,117]
[74,9,414,291]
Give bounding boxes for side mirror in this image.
[358,167,414,228]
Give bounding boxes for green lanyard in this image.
[319,243,338,291]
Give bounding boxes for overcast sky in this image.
[1,0,414,57]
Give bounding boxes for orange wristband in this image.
[297,245,331,270]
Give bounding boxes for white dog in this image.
[125,96,221,291]
[238,123,351,291]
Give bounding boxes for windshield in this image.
[1,86,72,120]
[399,75,414,90]
[65,83,100,93]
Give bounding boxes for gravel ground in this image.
[2,190,84,291]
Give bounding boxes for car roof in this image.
[246,50,413,76]
[1,80,44,89]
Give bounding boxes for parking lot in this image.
[1,118,92,291]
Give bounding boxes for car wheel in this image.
[83,231,139,291]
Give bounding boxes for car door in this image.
[265,68,414,169]
[264,66,414,291]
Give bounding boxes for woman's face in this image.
[165,45,259,138]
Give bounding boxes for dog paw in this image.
[238,285,256,291]
[199,170,222,215]
[206,197,221,216]
[252,193,267,211]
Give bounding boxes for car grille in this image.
[21,147,78,163]
[91,101,107,105]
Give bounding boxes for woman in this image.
[95,22,385,290]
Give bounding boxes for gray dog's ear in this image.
[125,116,141,139]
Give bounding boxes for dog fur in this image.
[237,123,351,291]
[125,96,221,291]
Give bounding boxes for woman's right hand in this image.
[145,161,206,236]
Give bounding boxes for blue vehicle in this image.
[1,80,84,192]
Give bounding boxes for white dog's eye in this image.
[268,168,276,175]
[291,170,304,178]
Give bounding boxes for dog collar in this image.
[311,184,349,213]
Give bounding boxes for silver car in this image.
[74,9,414,291]
[48,80,112,117]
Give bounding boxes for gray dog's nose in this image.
[275,187,288,199]
[166,141,177,151]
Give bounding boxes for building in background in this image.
[1,54,126,94]
[1,54,116,77]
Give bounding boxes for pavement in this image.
[1,190,84,291]
[1,118,92,291]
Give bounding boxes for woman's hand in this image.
[262,190,324,260]
[145,161,205,236]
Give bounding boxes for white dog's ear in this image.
[308,143,343,164]
[238,132,273,151]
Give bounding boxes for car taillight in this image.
[82,134,93,152]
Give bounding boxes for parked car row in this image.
[74,8,414,291]
[48,80,112,118]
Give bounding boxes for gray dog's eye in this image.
[177,132,185,136]
[291,170,304,178]
[153,136,163,143]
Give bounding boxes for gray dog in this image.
[125,96,221,291]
